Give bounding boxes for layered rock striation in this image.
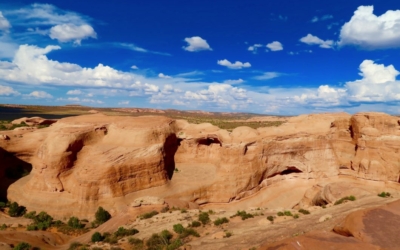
[1,112,400,217]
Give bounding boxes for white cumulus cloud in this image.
[300,34,334,49]
[266,41,283,51]
[183,36,212,52]
[254,72,281,80]
[0,11,11,31]
[339,6,400,49]
[158,73,171,79]
[217,59,251,69]
[49,23,96,44]
[26,91,53,98]
[131,65,138,69]
[0,85,19,96]
[345,60,400,102]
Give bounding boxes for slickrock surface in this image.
[1,112,400,220]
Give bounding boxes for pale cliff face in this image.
[1,112,400,218]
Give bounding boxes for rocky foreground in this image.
[1,112,400,249]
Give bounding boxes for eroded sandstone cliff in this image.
[1,112,400,218]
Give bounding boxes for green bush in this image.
[0,202,6,209]
[334,196,356,205]
[68,242,82,250]
[298,209,310,215]
[267,216,274,222]
[8,202,26,217]
[190,221,201,227]
[378,192,391,198]
[277,211,284,216]
[67,217,84,229]
[173,223,184,234]
[139,210,159,220]
[128,237,144,248]
[91,232,104,242]
[24,211,36,219]
[13,242,31,250]
[224,231,232,238]
[293,214,299,219]
[180,228,200,238]
[232,210,254,220]
[114,227,139,238]
[0,224,7,230]
[214,217,229,226]
[283,211,293,216]
[198,212,210,225]
[95,207,111,224]
[166,239,183,250]
[146,230,173,250]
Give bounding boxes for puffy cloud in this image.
[49,23,96,44]
[183,84,251,109]
[217,59,251,69]
[183,36,212,52]
[26,90,53,98]
[339,6,400,49]
[0,11,11,31]
[345,60,400,102]
[0,85,19,96]
[158,73,171,79]
[266,41,283,51]
[300,34,334,49]
[294,85,346,107]
[311,15,333,23]
[131,65,138,69]
[253,72,281,80]
[248,44,263,52]
[67,89,83,95]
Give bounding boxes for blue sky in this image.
[1,1,400,115]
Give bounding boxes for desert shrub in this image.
[190,221,201,227]
[293,214,299,219]
[8,202,26,217]
[277,211,284,216]
[298,209,310,215]
[166,239,183,250]
[378,192,391,198]
[334,196,356,205]
[0,202,6,209]
[13,242,31,250]
[128,237,144,248]
[161,206,169,213]
[180,208,187,213]
[24,211,36,219]
[26,224,37,231]
[67,217,84,229]
[114,227,139,238]
[139,210,159,220]
[180,228,200,238]
[91,232,104,242]
[283,211,293,216]
[214,217,229,226]
[173,223,185,234]
[95,207,111,224]
[68,242,82,250]
[267,216,274,222]
[0,224,7,230]
[198,212,210,225]
[224,231,232,238]
[146,230,173,250]
[232,210,254,220]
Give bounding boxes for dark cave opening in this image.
[197,137,222,146]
